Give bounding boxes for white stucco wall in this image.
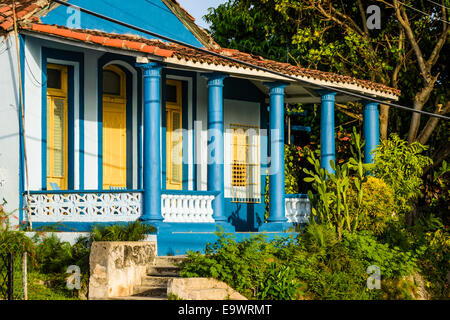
[0,34,21,228]
[195,74,264,196]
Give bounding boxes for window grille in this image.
[231,124,261,203]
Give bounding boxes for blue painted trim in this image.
[40,47,84,190]
[18,34,26,225]
[26,189,144,195]
[284,194,309,199]
[162,190,220,196]
[291,125,311,132]
[41,53,47,190]
[67,65,75,190]
[161,70,167,190]
[31,221,156,233]
[137,72,143,189]
[181,80,189,190]
[192,73,197,191]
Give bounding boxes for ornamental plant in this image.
[372,134,433,216]
[303,128,374,239]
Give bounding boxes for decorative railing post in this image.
[137,62,164,223]
[363,101,380,164]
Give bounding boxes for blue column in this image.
[318,91,337,174]
[363,101,380,164]
[203,72,229,227]
[260,82,291,232]
[137,62,163,223]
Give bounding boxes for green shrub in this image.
[179,232,299,299]
[34,234,74,274]
[303,129,374,239]
[89,220,156,242]
[257,262,299,300]
[347,176,396,235]
[372,134,433,215]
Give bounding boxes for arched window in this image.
[103,69,121,95]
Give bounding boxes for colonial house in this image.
[0,0,400,254]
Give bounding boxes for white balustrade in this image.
[24,192,142,223]
[285,196,311,224]
[161,193,215,223]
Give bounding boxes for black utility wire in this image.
[48,0,449,121]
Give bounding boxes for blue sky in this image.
[177,0,228,29]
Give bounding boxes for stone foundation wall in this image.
[88,241,157,299]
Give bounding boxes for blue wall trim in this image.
[41,47,84,191]
[18,34,26,224]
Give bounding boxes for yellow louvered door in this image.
[47,64,68,190]
[102,65,127,189]
[166,80,183,190]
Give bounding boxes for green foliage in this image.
[179,223,428,300]
[89,220,156,242]
[303,129,375,238]
[179,232,299,299]
[34,234,74,274]
[373,134,433,215]
[258,262,299,300]
[0,199,34,258]
[347,176,396,236]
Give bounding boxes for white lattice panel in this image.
[24,192,142,223]
[161,194,215,223]
[285,197,311,224]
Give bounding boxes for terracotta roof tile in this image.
[0,1,400,97]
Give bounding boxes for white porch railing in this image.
[24,190,219,224]
[285,194,311,224]
[161,191,218,223]
[24,190,143,223]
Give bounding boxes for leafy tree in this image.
[205,0,449,164]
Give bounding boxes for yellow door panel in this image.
[46,64,68,190]
[166,80,183,190]
[102,65,127,189]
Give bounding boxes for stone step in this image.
[154,255,187,267]
[186,288,232,300]
[109,296,167,301]
[147,265,181,277]
[141,276,172,287]
[133,285,167,297]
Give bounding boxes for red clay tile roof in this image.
[0,0,401,97]
[0,0,44,31]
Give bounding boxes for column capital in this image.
[263,81,289,95]
[136,62,163,77]
[362,100,379,109]
[316,90,337,101]
[202,72,228,86]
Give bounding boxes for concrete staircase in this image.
[110,255,186,300]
